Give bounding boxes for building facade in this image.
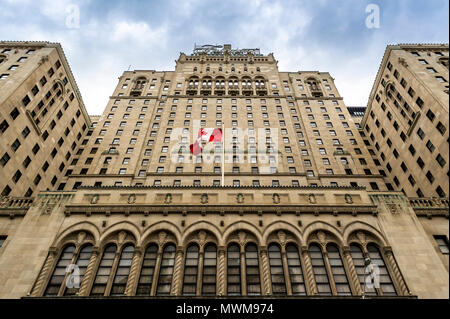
[361,44,449,198]
[0,43,448,299]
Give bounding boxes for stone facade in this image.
[0,43,448,299]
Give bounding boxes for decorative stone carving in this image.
[164,193,172,204]
[127,194,136,204]
[90,194,99,204]
[308,194,316,204]
[345,194,353,204]
[236,193,244,204]
[238,231,247,247]
[317,231,327,246]
[76,232,86,245]
[200,193,208,204]
[158,231,167,247]
[277,231,287,247]
[272,193,280,204]
[356,231,366,246]
[197,230,207,248]
[118,231,127,245]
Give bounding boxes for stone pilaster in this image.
[30,248,57,297]
[170,246,184,296]
[301,245,317,295]
[78,247,99,296]
[124,246,142,296]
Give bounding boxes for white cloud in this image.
[0,0,447,114]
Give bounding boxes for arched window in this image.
[156,244,176,296]
[91,244,117,296]
[110,244,135,295]
[44,245,76,296]
[286,244,306,295]
[202,244,217,295]
[268,244,286,295]
[64,244,93,296]
[350,244,376,296]
[182,244,199,296]
[326,244,351,295]
[367,244,397,296]
[245,243,261,295]
[227,244,241,296]
[309,244,331,295]
[136,244,158,295]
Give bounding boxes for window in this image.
[11,139,21,152]
[349,244,376,296]
[10,107,20,120]
[426,140,435,153]
[268,244,286,295]
[44,245,76,296]
[182,244,199,296]
[202,244,217,295]
[0,236,7,249]
[245,244,261,295]
[426,109,435,122]
[434,236,449,254]
[309,244,331,295]
[436,154,446,167]
[156,244,176,296]
[90,245,117,296]
[327,244,351,295]
[426,171,435,183]
[227,244,241,296]
[367,244,397,295]
[136,244,158,295]
[436,121,446,135]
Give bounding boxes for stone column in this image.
[259,246,272,296]
[78,247,99,296]
[383,247,410,296]
[217,246,226,296]
[322,250,337,295]
[300,245,317,295]
[343,246,362,296]
[196,250,204,296]
[281,246,292,295]
[124,246,142,296]
[240,247,247,296]
[150,250,163,296]
[170,246,184,296]
[30,248,57,297]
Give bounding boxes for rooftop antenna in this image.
[127,65,132,71]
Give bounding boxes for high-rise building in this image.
[0,41,91,197]
[361,44,449,198]
[0,43,448,299]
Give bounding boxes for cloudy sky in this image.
[0,0,448,114]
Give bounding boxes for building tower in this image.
[0,43,448,299]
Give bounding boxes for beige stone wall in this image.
[362,44,449,198]
[0,188,447,298]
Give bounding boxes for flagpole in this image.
[221,123,225,186]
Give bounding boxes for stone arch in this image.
[343,221,388,248]
[99,221,140,246]
[141,220,181,247]
[181,221,221,245]
[303,221,345,247]
[222,220,262,246]
[52,221,100,248]
[262,221,303,246]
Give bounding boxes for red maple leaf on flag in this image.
[189,128,222,155]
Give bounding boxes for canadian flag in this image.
[189,128,223,155]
